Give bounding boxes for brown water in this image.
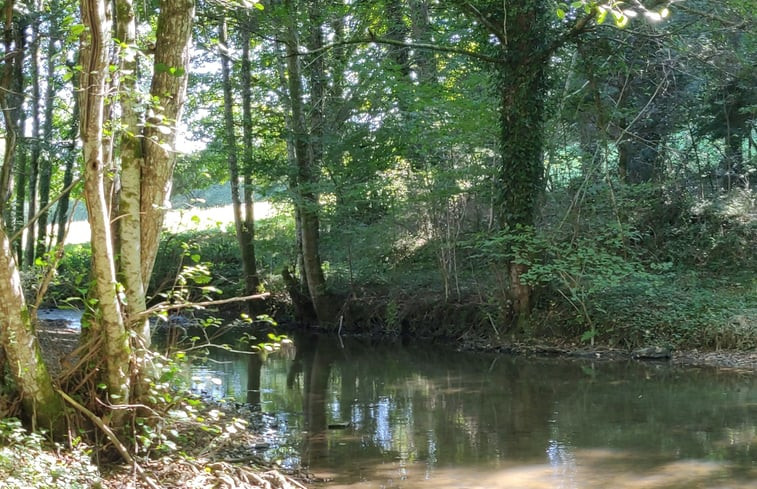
[190,332,757,488]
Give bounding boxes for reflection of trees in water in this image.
[288,332,336,466]
[246,353,262,407]
[281,334,757,474]
[243,332,757,487]
[284,336,559,468]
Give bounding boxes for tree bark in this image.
[80,0,132,414]
[140,0,194,284]
[36,19,59,260]
[283,0,330,324]
[0,217,64,433]
[220,17,260,311]
[114,0,150,348]
[25,16,41,267]
[56,58,80,247]
[240,21,261,304]
[274,34,316,323]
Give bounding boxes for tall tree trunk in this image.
[3,5,26,264]
[139,0,194,284]
[220,17,260,310]
[284,0,329,323]
[80,0,132,417]
[219,17,245,284]
[56,59,80,247]
[25,16,41,267]
[114,0,150,348]
[35,22,58,259]
[303,0,330,322]
[240,20,261,303]
[274,36,315,322]
[492,2,551,324]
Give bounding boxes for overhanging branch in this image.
[294,35,500,64]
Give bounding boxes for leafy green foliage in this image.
[0,419,102,489]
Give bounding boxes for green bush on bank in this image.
[45,186,756,350]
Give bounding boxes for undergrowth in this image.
[0,419,103,489]
[42,186,756,350]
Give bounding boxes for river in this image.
[188,331,757,489]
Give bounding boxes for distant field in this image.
[65,201,276,245]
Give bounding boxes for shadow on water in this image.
[189,332,757,489]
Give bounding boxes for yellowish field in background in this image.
[64,201,275,245]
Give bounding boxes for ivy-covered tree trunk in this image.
[495,2,550,322]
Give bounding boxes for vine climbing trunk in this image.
[492,2,551,324]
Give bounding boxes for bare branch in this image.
[135,292,271,320]
[459,1,507,45]
[10,175,83,243]
[546,10,597,58]
[295,35,500,64]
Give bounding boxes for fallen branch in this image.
[56,389,161,489]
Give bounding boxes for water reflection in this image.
[190,333,757,488]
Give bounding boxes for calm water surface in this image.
[190,333,757,489]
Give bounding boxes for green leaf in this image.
[580,329,597,342]
[596,8,608,24]
[556,8,566,19]
[70,24,86,36]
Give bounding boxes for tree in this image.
[0,0,65,432]
[275,0,330,323]
[219,14,261,309]
[77,0,194,423]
